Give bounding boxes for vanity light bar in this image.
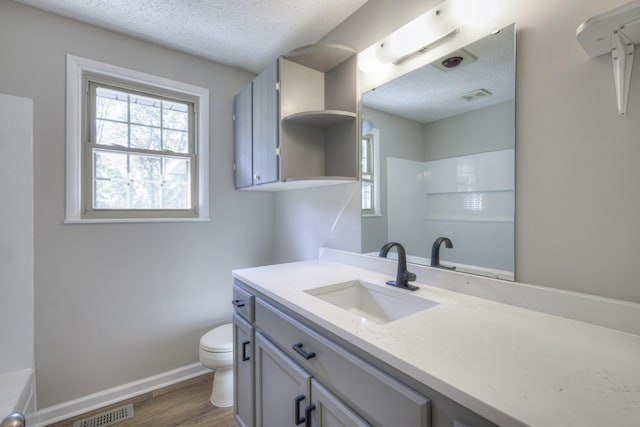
[358,0,498,73]
[358,0,460,73]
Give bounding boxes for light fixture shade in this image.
[358,0,460,72]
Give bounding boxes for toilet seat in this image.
[200,323,233,353]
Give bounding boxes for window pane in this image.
[96,119,128,146]
[94,150,127,180]
[362,182,373,210]
[163,129,188,153]
[361,139,369,174]
[163,158,190,208]
[96,87,128,122]
[130,154,161,181]
[130,95,160,126]
[130,124,161,150]
[131,181,162,209]
[163,101,189,130]
[95,180,129,209]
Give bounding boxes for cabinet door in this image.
[234,83,253,189]
[308,379,370,427]
[233,313,254,427]
[252,59,279,185]
[255,332,311,427]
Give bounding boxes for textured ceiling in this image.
[12,0,368,73]
[362,24,516,124]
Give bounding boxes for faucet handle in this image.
[404,271,416,282]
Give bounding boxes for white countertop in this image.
[233,260,640,427]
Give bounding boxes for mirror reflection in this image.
[361,24,515,280]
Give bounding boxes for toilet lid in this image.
[200,323,233,352]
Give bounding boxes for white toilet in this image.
[199,323,234,407]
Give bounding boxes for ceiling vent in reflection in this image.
[431,48,477,72]
[459,88,493,102]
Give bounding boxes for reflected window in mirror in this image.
[361,126,380,216]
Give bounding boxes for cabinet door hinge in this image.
[275,147,280,157]
[233,114,236,121]
[233,163,236,171]
[275,81,280,92]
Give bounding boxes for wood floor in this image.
[46,373,236,427]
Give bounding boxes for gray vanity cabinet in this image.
[255,332,312,427]
[233,313,254,427]
[233,279,500,427]
[309,379,371,427]
[255,332,369,427]
[232,285,255,427]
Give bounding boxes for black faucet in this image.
[431,237,456,270]
[378,242,418,291]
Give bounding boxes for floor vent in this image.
[72,404,134,427]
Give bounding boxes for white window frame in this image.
[361,128,381,217]
[65,54,210,223]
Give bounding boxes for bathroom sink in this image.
[305,280,438,325]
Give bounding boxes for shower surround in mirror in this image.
[387,147,514,279]
[361,24,515,280]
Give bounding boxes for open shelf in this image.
[284,43,357,72]
[283,110,357,127]
[241,177,357,192]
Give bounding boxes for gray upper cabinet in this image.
[234,43,358,191]
[234,83,253,189]
[252,60,280,186]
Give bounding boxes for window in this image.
[361,128,380,216]
[361,135,375,214]
[66,55,210,222]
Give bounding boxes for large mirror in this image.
[361,24,515,280]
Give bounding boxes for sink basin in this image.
[305,280,438,325]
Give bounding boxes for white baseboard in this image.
[35,363,210,427]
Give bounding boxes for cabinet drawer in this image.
[255,298,430,427]
[233,281,255,322]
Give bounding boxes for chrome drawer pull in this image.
[292,342,316,360]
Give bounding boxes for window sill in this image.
[64,217,210,224]
[362,213,383,218]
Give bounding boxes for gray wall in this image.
[317,0,640,303]
[424,100,515,160]
[273,183,361,264]
[0,0,275,408]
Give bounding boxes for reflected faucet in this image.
[379,242,418,291]
[431,237,456,270]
